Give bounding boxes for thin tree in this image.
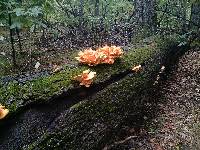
[190,0,200,27]
[8,10,17,67]
[134,0,157,31]
[94,0,100,16]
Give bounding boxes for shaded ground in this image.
[105,49,200,150]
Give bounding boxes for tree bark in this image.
[181,0,188,31]
[79,0,84,26]
[134,0,144,24]
[190,2,200,27]
[16,27,22,52]
[94,0,100,16]
[134,0,157,31]
[8,13,17,67]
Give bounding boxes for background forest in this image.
[0,0,200,75]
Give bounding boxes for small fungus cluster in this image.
[132,65,142,72]
[73,69,96,87]
[0,104,9,120]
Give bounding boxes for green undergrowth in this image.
[0,55,12,76]
[0,35,180,113]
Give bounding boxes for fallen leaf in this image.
[161,66,165,71]
[35,62,41,70]
[52,65,62,73]
[0,52,6,56]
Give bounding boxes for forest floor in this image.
[105,48,200,150]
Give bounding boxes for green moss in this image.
[0,67,87,112]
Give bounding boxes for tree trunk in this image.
[79,0,84,26]
[182,7,187,31]
[190,2,200,27]
[8,13,17,67]
[94,0,100,16]
[134,0,157,31]
[16,27,22,52]
[134,0,144,25]
[182,0,188,31]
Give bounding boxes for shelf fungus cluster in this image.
[75,46,123,66]
[74,46,123,87]
[74,46,145,87]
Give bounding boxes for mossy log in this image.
[0,35,175,113]
[0,35,189,150]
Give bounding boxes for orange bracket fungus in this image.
[0,104,9,120]
[74,69,96,87]
[75,46,123,66]
[75,48,100,66]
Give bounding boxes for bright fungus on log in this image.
[74,46,124,87]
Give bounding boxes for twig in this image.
[114,136,138,144]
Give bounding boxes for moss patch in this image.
[0,55,12,76]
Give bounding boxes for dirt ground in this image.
[105,49,200,150]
